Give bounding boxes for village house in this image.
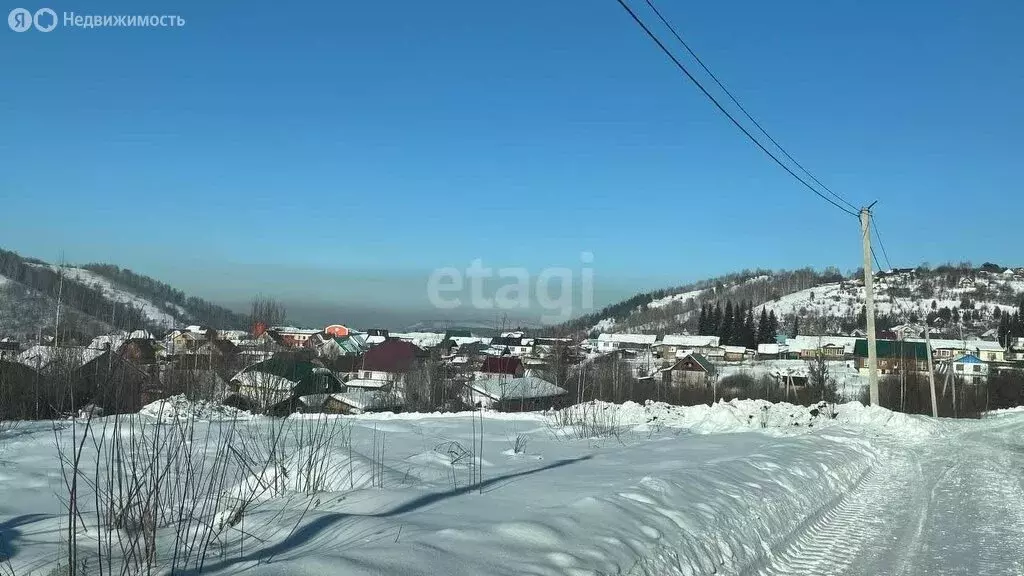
[596,333,657,354]
[269,327,323,348]
[231,354,345,411]
[0,338,22,360]
[756,343,787,360]
[1007,337,1024,362]
[906,338,1005,363]
[723,345,754,362]
[118,338,160,365]
[346,339,425,390]
[853,339,929,375]
[660,352,716,387]
[474,356,525,381]
[195,338,240,359]
[784,336,857,360]
[652,335,721,361]
[949,354,989,380]
[468,375,567,411]
[489,336,534,356]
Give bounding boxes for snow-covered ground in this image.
[646,289,704,310]
[761,275,1022,322]
[2,399,1023,575]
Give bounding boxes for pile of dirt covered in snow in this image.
[139,395,254,422]
[564,399,946,439]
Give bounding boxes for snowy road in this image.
[747,413,1024,576]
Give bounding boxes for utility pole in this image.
[923,323,939,417]
[860,205,879,405]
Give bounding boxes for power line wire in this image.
[612,0,859,218]
[639,0,860,214]
[871,217,893,270]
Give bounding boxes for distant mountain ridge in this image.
[561,263,1024,339]
[0,248,246,342]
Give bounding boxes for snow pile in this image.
[557,398,945,439]
[983,406,1024,417]
[139,395,253,422]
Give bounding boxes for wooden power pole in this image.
[860,206,879,405]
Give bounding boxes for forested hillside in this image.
[0,248,246,340]
[564,263,1024,340]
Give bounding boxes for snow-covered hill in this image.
[582,265,1024,337]
[40,265,179,327]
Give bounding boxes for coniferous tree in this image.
[720,300,734,345]
[743,307,757,349]
[790,314,799,338]
[698,305,708,335]
[712,303,723,339]
[767,310,779,342]
[732,301,746,345]
[758,308,770,344]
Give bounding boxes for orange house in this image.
[325,324,350,338]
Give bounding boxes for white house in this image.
[596,333,657,353]
[950,354,989,379]
[653,335,721,359]
[785,336,857,358]
[488,336,534,356]
[907,338,1005,363]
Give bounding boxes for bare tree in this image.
[249,295,287,333]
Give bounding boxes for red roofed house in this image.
[346,340,424,390]
[474,356,525,381]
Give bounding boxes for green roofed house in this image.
[853,339,929,375]
[232,353,344,411]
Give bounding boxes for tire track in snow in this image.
[740,450,919,576]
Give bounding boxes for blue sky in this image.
[1,0,1022,324]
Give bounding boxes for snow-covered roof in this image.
[89,333,127,351]
[785,336,857,354]
[16,345,106,371]
[658,335,720,348]
[471,376,567,401]
[757,343,784,354]
[723,345,748,354]
[597,333,657,345]
[906,338,1003,352]
[270,326,322,335]
[234,371,296,392]
[344,377,391,390]
[390,332,446,348]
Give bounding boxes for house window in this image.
[973,365,980,373]
[956,364,963,371]
[363,371,371,379]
